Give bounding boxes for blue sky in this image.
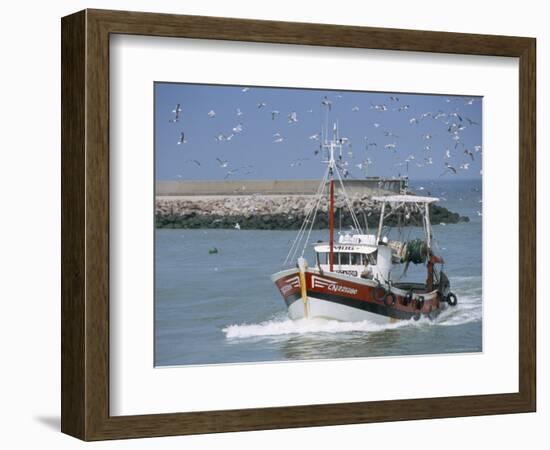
[155,82,482,181]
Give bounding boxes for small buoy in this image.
[208,247,218,254]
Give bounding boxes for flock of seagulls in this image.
[165,87,481,180]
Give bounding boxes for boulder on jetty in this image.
[155,194,469,230]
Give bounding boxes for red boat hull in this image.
[272,269,445,322]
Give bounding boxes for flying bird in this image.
[207,110,216,118]
[224,168,239,179]
[177,132,186,145]
[441,162,457,176]
[271,110,280,120]
[288,111,298,123]
[169,104,182,122]
[321,96,332,111]
[216,158,229,168]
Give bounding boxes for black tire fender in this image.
[415,296,425,310]
[374,285,387,302]
[384,292,396,307]
[447,292,458,306]
[403,291,413,306]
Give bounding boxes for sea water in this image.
[155,179,482,366]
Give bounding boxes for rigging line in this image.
[291,177,327,263]
[284,165,330,265]
[299,170,329,258]
[283,178,324,265]
[334,165,363,233]
[284,186,324,265]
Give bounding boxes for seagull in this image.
[424,157,433,165]
[450,112,463,122]
[225,133,235,141]
[234,223,241,230]
[373,123,380,128]
[216,158,229,168]
[273,137,284,143]
[241,87,250,92]
[215,133,226,142]
[236,108,243,116]
[464,149,475,161]
[423,133,433,140]
[185,159,201,166]
[355,158,372,171]
[445,149,451,159]
[466,117,479,126]
[389,96,399,101]
[169,104,182,122]
[232,123,243,133]
[271,110,280,120]
[207,110,216,118]
[257,102,267,109]
[409,117,419,125]
[351,106,360,112]
[309,133,320,141]
[224,168,239,179]
[288,111,298,123]
[397,104,410,112]
[370,102,388,112]
[337,137,350,145]
[441,162,457,176]
[384,143,397,151]
[460,163,471,170]
[177,132,186,145]
[474,145,482,152]
[321,96,332,111]
[290,158,309,167]
[384,131,399,138]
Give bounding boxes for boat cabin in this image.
[314,233,393,282]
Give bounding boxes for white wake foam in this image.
[223,290,481,340]
[223,316,410,339]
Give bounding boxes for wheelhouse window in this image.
[350,253,362,265]
[339,253,350,265]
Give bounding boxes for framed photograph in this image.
[61,9,536,440]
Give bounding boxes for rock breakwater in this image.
[155,194,469,230]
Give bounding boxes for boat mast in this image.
[322,121,340,272]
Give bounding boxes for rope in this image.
[334,165,363,233]
[283,165,330,266]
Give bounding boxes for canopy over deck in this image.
[372,194,439,204]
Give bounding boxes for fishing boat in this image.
[271,122,458,323]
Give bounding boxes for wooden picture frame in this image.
[61,9,536,441]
